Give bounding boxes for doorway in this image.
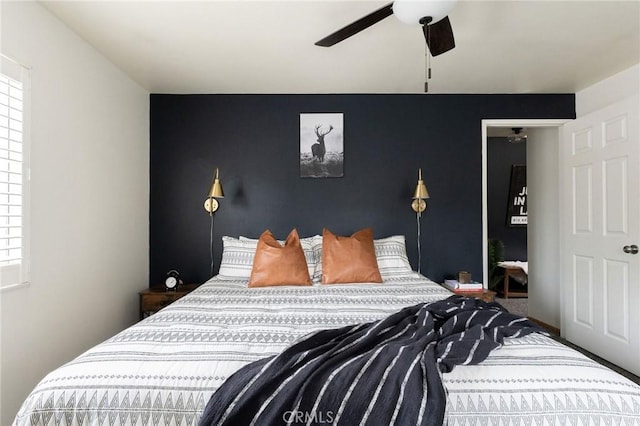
[486,128,529,314]
[482,119,569,330]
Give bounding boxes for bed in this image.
[13,232,640,425]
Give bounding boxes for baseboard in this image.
[527,316,560,336]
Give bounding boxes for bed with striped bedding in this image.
[199,296,547,426]
[14,276,640,425]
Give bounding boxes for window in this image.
[0,54,30,291]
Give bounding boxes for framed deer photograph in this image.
[300,113,344,178]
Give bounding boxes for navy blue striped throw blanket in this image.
[199,295,546,426]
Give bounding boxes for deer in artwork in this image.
[312,124,333,162]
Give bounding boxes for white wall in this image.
[527,127,560,328]
[576,64,640,116]
[0,2,149,424]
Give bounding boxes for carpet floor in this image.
[495,296,528,317]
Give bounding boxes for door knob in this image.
[623,244,639,254]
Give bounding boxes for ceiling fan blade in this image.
[422,16,455,56]
[315,3,394,47]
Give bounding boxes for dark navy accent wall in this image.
[149,94,574,286]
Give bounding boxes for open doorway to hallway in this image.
[487,128,529,315]
[482,120,569,333]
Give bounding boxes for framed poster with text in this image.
[506,164,527,227]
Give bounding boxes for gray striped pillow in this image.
[218,237,257,279]
[373,235,415,277]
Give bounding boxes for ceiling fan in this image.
[315,0,457,57]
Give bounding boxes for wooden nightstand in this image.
[452,289,496,303]
[442,286,497,303]
[139,283,200,320]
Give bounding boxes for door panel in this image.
[603,157,627,235]
[603,115,627,145]
[603,258,628,342]
[573,164,593,233]
[562,95,639,375]
[572,128,592,154]
[573,254,593,327]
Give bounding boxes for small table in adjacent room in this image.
[498,261,528,299]
[139,283,200,320]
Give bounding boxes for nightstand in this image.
[442,286,497,303]
[139,283,200,320]
[453,289,496,303]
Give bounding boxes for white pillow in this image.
[238,234,319,279]
[373,235,414,277]
[313,234,413,282]
[217,237,258,279]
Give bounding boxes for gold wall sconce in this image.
[412,168,429,214]
[204,168,224,277]
[412,168,430,274]
[204,168,224,215]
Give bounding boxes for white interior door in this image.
[561,95,639,375]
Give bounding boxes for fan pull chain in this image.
[424,46,431,92]
[424,25,431,93]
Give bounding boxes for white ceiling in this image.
[40,0,640,94]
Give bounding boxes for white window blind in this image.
[0,54,30,291]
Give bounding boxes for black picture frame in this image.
[299,113,344,178]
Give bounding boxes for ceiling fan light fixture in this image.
[508,127,528,144]
[393,0,457,25]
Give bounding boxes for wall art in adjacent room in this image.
[300,113,344,178]
[506,164,527,227]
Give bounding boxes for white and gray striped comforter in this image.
[14,276,640,425]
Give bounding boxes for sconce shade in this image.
[413,168,430,199]
[204,168,224,215]
[208,168,224,199]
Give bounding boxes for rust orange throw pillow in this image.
[322,228,383,284]
[248,229,312,287]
